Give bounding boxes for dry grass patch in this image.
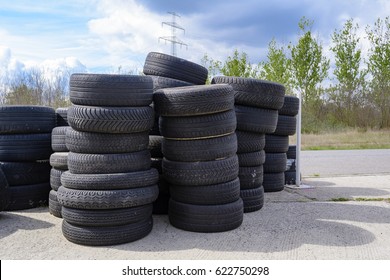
[290,129,390,150]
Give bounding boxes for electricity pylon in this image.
[159,12,188,56]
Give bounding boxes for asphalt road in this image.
[300,149,390,177]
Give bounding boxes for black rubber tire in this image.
[148,135,163,158]
[263,172,285,192]
[169,198,244,233]
[67,105,154,134]
[0,161,51,186]
[49,190,62,218]
[162,133,237,162]
[170,178,240,205]
[0,105,56,134]
[69,74,153,107]
[52,126,69,152]
[62,217,153,246]
[61,169,159,190]
[264,153,287,173]
[264,134,289,153]
[237,150,266,167]
[49,152,68,170]
[149,75,193,91]
[285,170,298,185]
[56,107,68,126]
[50,168,65,191]
[279,95,299,116]
[236,130,265,153]
[240,186,264,213]
[239,165,264,190]
[235,105,278,134]
[67,151,151,174]
[0,167,10,211]
[143,52,208,85]
[152,192,170,215]
[159,109,236,139]
[211,76,285,110]
[57,185,159,210]
[65,128,149,154]
[273,115,297,136]
[6,183,51,211]
[0,133,52,162]
[286,145,297,159]
[162,155,239,186]
[61,204,153,226]
[153,84,234,116]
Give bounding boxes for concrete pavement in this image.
[301,149,390,177]
[1,173,389,260]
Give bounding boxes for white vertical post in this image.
[296,92,302,187]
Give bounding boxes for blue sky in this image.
[1,0,389,76]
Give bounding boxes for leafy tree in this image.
[201,53,222,84]
[366,17,390,128]
[201,49,259,82]
[330,18,367,126]
[259,38,293,94]
[289,17,330,105]
[4,84,38,105]
[219,49,259,78]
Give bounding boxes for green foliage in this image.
[201,53,222,84]
[201,49,259,83]
[219,49,259,78]
[288,17,330,105]
[259,38,293,94]
[330,19,367,126]
[366,17,390,128]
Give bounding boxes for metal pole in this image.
[296,91,302,187]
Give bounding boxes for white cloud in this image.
[0,45,87,96]
[0,46,12,68]
[2,0,390,79]
[87,0,166,70]
[85,0,266,71]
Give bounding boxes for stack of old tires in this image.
[49,108,69,218]
[212,77,285,212]
[144,65,194,214]
[57,74,158,246]
[0,106,55,210]
[154,84,243,232]
[264,95,299,191]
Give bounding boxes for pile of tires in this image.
[212,77,285,212]
[264,95,299,191]
[144,61,195,214]
[57,74,158,246]
[0,106,55,210]
[154,84,244,232]
[49,109,69,218]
